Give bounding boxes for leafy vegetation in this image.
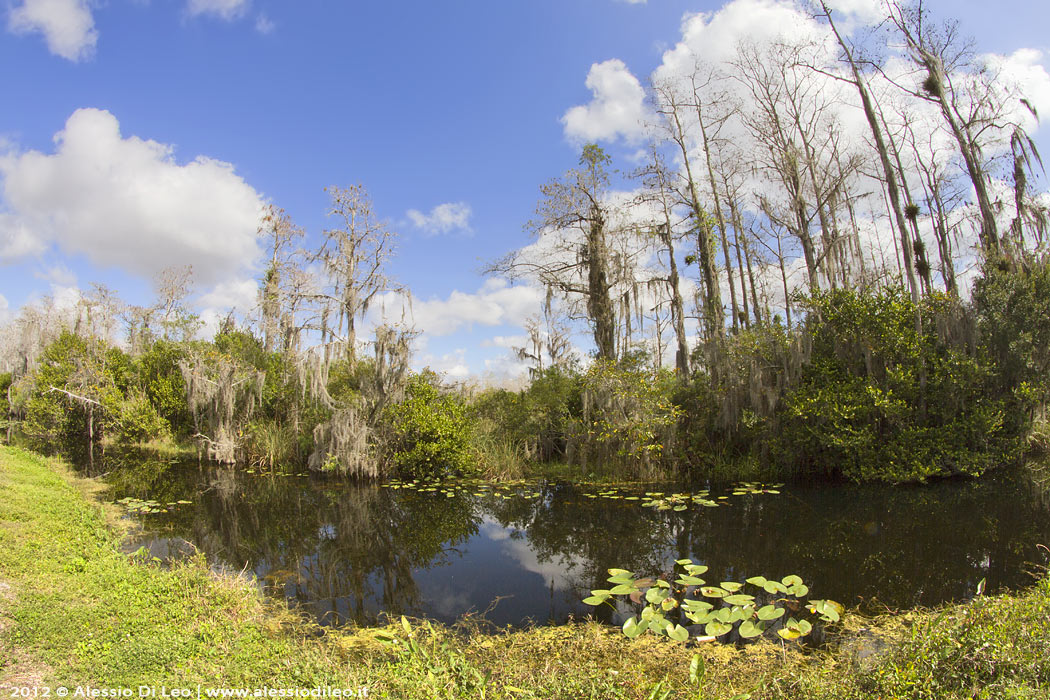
[585,562,842,644]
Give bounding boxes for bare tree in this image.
[651,77,725,339]
[488,145,626,361]
[634,147,692,377]
[310,184,401,361]
[257,204,305,353]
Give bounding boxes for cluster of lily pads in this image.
[242,469,313,477]
[115,496,192,514]
[584,559,842,643]
[581,482,783,512]
[381,477,544,500]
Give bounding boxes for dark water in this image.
[90,451,1050,628]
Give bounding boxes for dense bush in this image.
[972,261,1050,432]
[135,340,191,435]
[772,288,1015,482]
[383,371,476,477]
[573,355,680,476]
[18,331,123,448]
[114,389,171,443]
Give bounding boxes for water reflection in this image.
[98,450,1050,628]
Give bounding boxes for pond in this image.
[90,450,1050,629]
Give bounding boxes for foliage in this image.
[972,260,1050,431]
[585,561,841,644]
[244,418,296,471]
[470,366,580,467]
[114,389,171,444]
[574,356,681,476]
[17,331,124,448]
[383,371,477,478]
[773,288,1015,482]
[134,339,192,436]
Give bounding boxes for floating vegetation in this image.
[584,560,841,644]
[576,482,783,513]
[115,497,193,514]
[370,478,785,512]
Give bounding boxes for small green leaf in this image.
[689,654,704,685]
[723,594,755,606]
[738,620,766,639]
[667,624,689,642]
[582,595,609,606]
[700,586,728,598]
[610,584,635,595]
[705,620,732,637]
[757,605,785,621]
[720,582,744,592]
[623,616,648,639]
[646,587,670,604]
[676,575,705,586]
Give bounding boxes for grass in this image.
[1,445,1049,698]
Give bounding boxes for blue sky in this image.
[2,0,1050,379]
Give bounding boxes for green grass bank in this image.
[1,446,1048,698]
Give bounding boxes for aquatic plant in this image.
[584,560,841,643]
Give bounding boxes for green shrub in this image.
[773,288,1016,482]
[115,390,171,444]
[383,372,476,478]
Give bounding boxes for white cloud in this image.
[817,0,887,25]
[406,202,473,236]
[7,0,97,61]
[34,263,76,287]
[562,59,650,143]
[0,293,10,325]
[186,0,249,20]
[399,279,545,337]
[254,12,275,34]
[0,215,46,260]
[481,334,528,349]
[417,347,471,381]
[0,108,265,289]
[984,48,1050,133]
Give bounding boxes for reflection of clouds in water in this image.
[480,516,583,591]
[426,588,476,618]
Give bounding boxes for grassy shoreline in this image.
[1,446,1048,698]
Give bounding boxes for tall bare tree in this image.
[488,145,625,361]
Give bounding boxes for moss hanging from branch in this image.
[304,325,415,477]
[179,352,265,464]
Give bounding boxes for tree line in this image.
[1,0,1049,482]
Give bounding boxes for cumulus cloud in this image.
[406,202,473,236]
[186,0,249,20]
[0,108,265,288]
[7,0,97,61]
[366,279,544,341]
[562,59,651,143]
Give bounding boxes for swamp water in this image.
[89,451,1050,629]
